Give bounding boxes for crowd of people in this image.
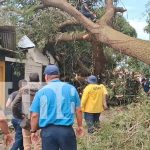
[0,64,108,150]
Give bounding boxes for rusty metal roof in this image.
[0,47,18,53]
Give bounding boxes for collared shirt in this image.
[30,80,80,127]
[81,84,106,113]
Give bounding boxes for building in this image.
[0,26,19,109]
[0,26,55,109]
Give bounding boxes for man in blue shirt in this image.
[30,64,83,150]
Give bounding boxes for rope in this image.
[91,49,95,74]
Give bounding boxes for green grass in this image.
[77,95,150,150]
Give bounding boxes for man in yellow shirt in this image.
[81,75,107,133]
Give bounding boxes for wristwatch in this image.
[30,130,37,133]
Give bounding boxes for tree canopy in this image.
[0,0,150,76]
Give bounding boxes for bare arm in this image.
[0,118,10,134]
[6,98,12,108]
[0,114,12,146]
[76,107,82,127]
[30,112,39,132]
[75,107,84,137]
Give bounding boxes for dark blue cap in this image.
[44,65,60,75]
[86,75,97,84]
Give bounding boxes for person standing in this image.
[30,64,83,150]
[12,73,41,150]
[6,79,27,150]
[81,75,107,134]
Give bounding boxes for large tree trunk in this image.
[95,26,150,65]
[91,41,106,75]
[42,0,150,65]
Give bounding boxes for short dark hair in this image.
[29,73,39,82]
[18,79,27,88]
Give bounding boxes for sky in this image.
[118,0,149,40]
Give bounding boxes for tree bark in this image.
[91,41,106,75]
[42,0,150,65]
[49,32,89,43]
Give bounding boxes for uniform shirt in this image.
[100,84,108,95]
[81,84,105,113]
[30,79,80,127]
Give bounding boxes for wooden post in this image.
[0,61,5,109]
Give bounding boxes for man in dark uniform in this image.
[80,0,97,22]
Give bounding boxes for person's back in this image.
[12,75,40,119]
[81,75,106,134]
[82,84,104,113]
[34,80,79,127]
[30,65,83,150]
[21,82,41,118]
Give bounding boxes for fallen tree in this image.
[40,0,150,67]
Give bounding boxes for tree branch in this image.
[115,7,127,13]
[39,0,150,65]
[59,20,80,29]
[32,4,46,11]
[96,26,150,65]
[49,32,90,44]
[2,7,23,14]
[98,0,115,25]
[42,0,100,33]
[98,0,126,26]
[76,58,90,74]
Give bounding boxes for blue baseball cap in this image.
[86,75,97,84]
[44,65,60,75]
